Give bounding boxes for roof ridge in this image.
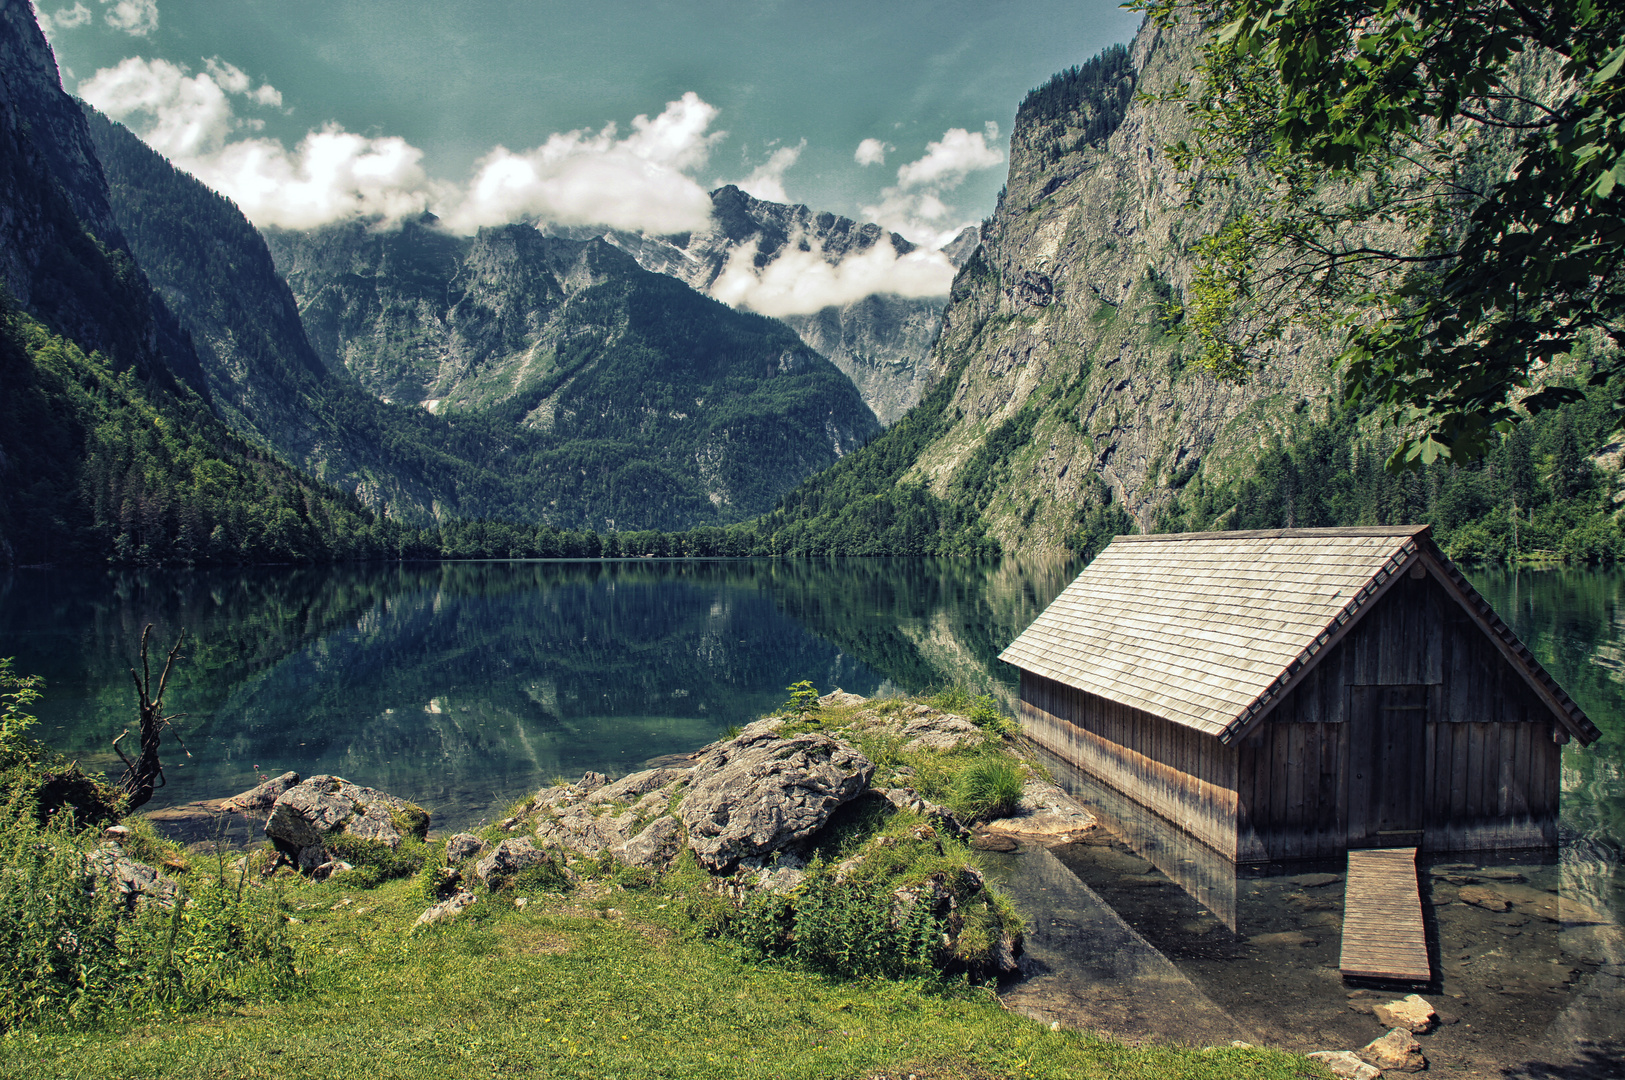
[1113,525,1432,542]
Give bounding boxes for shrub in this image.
[0,794,293,1030]
[789,873,943,979]
[782,680,821,716]
[951,756,1028,820]
[0,660,123,824]
[321,835,431,887]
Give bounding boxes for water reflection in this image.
[0,557,1077,831]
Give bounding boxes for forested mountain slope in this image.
[763,25,1625,562]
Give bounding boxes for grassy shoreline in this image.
[0,693,1320,1080]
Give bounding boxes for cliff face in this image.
[0,0,206,394]
[552,186,978,425]
[902,18,1339,551]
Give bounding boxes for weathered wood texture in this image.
[1340,847,1431,982]
[1021,672,1240,859]
[1235,571,1562,860]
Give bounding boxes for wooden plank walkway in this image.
[1339,847,1431,982]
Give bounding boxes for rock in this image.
[740,851,809,894]
[223,771,302,811]
[1307,1050,1382,1080]
[474,837,556,885]
[444,833,486,862]
[1289,872,1341,888]
[679,727,873,870]
[586,767,691,806]
[1373,994,1437,1034]
[86,844,180,910]
[534,806,634,855]
[817,689,868,707]
[576,771,609,792]
[1459,881,1563,920]
[609,815,683,869]
[876,787,970,839]
[265,775,429,860]
[1359,1028,1426,1073]
[898,712,984,752]
[311,860,353,881]
[972,832,1019,852]
[1477,868,1526,882]
[1248,930,1319,948]
[103,825,131,842]
[982,778,1097,842]
[1457,884,1513,913]
[414,888,477,927]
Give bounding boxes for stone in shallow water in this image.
[1307,1050,1381,1080]
[1248,930,1319,948]
[1360,1028,1426,1073]
[1289,872,1341,888]
[1373,993,1436,1033]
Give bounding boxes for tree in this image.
[1146,0,1625,468]
[111,626,189,811]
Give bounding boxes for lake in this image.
[0,558,1077,830]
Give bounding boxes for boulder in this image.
[679,728,873,870]
[586,767,691,806]
[414,888,477,927]
[899,712,984,752]
[817,689,869,707]
[1373,994,1437,1034]
[609,815,683,869]
[444,833,486,862]
[223,771,302,811]
[1307,1050,1381,1080]
[474,837,559,885]
[86,843,179,910]
[265,775,429,867]
[1360,1028,1426,1073]
[981,778,1096,842]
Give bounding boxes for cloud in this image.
[35,3,91,37]
[895,122,1002,189]
[854,138,890,166]
[446,92,722,234]
[80,55,723,235]
[708,231,956,317]
[80,56,438,230]
[100,0,157,36]
[856,122,1003,248]
[731,140,804,204]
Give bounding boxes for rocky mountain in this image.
[763,29,1361,556]
[551,186,980,425]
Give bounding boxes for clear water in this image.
[0,557,1076,831]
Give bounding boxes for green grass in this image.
[0,871,1314,1080]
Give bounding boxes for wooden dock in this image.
[1339,847,1431,982]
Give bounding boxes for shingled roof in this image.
[999,526,1599,745]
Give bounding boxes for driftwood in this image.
[112,625,189,812]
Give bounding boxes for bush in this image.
[321,835,431,888]
[0,660,123,825]
[0,794,293,1030]
[951,756,1028,820]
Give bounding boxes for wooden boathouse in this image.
[1000,526,1601,863]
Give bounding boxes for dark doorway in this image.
[1348,684,1428,846]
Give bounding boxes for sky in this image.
[35,0,1143,310]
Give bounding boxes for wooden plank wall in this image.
[1237,571,1560,859]
[1020,671,1240,859]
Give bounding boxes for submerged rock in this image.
[679,727,873,870]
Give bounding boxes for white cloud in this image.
[731,140,804,204]
[35,3,91,37]
[895,122,1002,189]
[446,92,722,234]
[100,0,157,36]
[709,231,956,317]
[857,122,1003,248]
[80,56,437,230]
[854,138,890,166]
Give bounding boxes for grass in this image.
[0,870,1314,1080]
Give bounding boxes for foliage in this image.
[783,680,821,716]
[0,660,124,824]
[0,659,41,753]
[1142,0,1625,468]
[1017,43,1138,156]
[951,756,1030,821]
[0,795,293,1031]
[1162,385,1625,563]
[322,835,433,889]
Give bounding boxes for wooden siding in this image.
[1020,671,1239,859]
[1236,571,1561,860]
